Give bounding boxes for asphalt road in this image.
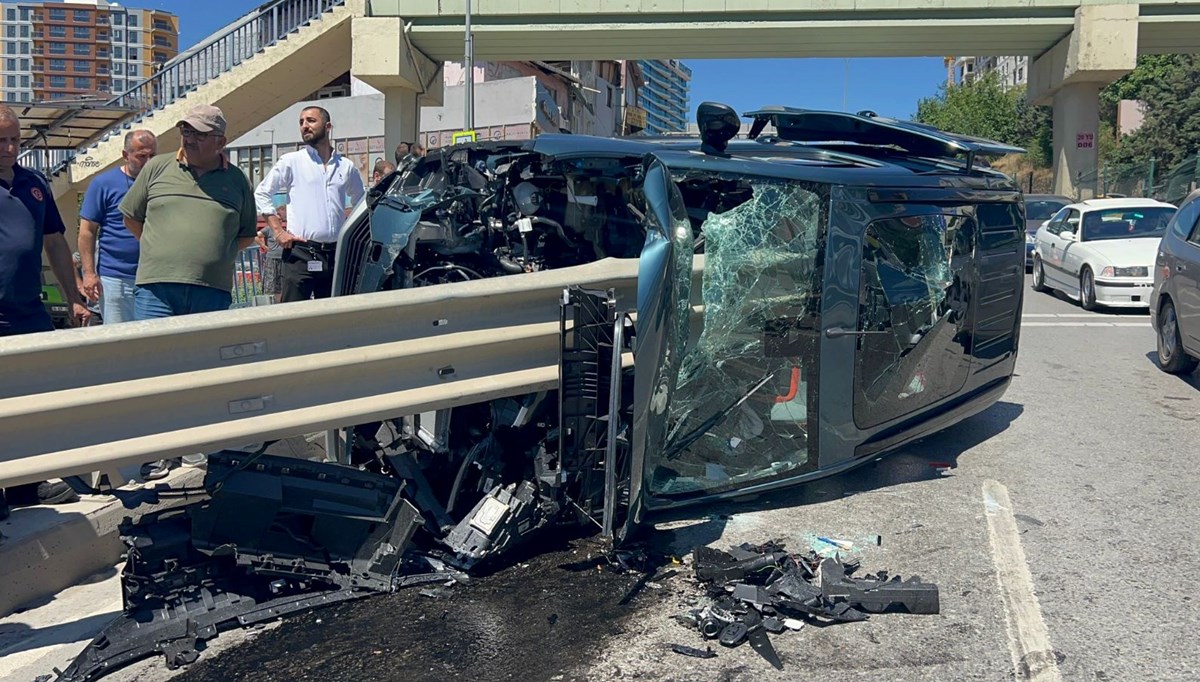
[7,275,1199,681]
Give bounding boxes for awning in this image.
[9,99,138,150]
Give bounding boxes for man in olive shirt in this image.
[120,104,257,319]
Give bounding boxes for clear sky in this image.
[149,0,947,122]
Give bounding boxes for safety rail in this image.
[18,0,346,176]
[0,258,674,488]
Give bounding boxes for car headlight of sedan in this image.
[1099,266,1149,277]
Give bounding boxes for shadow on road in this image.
[0,611,119,658]
[1144,351,1200,390]
[648,400,1025,552]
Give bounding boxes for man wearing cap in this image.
[254,106,364,302]
[120,104,256,481]
[0,104,86,516]
[120,104,257,320]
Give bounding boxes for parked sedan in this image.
[1023,194,1072,269]
[1150,189,1200,374]
[1030,198,1177,309]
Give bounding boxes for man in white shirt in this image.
[254,106,365,302]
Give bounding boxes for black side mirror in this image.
[697,101,740,155]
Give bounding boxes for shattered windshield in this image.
[648,177,826,497]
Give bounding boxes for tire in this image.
[1079,267,1098,311]
[1156,299,1199,375]
[1031,257,1049,293]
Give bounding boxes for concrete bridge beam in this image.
[1028,5,1139,199]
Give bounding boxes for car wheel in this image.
[1156,299,1199,374]
[1079,267,1098,311]
[1031,257,1049,293]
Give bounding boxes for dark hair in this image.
[394,141,411,164]
[302,106,331,126]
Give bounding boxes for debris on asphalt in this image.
[673,540,940,670]
[670,643,718,659]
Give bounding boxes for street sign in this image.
[1076,132,1095,149]
[452,130,478,145]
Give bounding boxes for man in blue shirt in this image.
[78,130,157,323]
[0,104,89,517]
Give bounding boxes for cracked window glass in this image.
[648,178,825,497]
[854,215,974,428]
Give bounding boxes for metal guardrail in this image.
[19,0,347,176]
[0,258,654,488]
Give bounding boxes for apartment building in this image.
[636,59,691,135]
[0,0,178,103]
[946,55,1028,89]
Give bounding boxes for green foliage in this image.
[1102,55,1200,171]
[914,72,1052,167]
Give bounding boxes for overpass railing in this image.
[19,0,347,177]
[0,259,670,489]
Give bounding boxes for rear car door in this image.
[1179,207,1200,348]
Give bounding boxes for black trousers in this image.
[280,241,337,303]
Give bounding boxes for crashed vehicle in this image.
[329,102,1027,553]
[59,104,1026,681]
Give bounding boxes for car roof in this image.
[1070,197,1177,211]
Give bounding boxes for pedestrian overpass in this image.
[25,0,1200,227]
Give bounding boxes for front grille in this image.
[335,217,374,296]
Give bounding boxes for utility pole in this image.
[463,0,474,132]
[842,58,849,111]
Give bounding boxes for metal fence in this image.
[232,246,273,308]
[19,0,346,176]
[1074,154,1200,204]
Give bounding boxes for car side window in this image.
[1045,207,1069,234]
[1188,209,1200,245]
[1177,197,1200,243]
[1062,210,1081,236]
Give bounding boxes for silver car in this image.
[1151,189,1200,374]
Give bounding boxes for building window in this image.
[74,43,90,55]
[113,78,124,91]
[73,59,88,71]
[20,75,28,87]
[5,26,14,39]
[49,75,66,87]
[127,63,138,77]
[20,91,29,102]
[73,27,91,40]
[48,25,65,38]
[19,43,28,55]
[19,25,28,38]
[4,8,13,21]
[48,8,66,21]
[154,20,171,31]
[112,62,122,74]
[3,42,12,54]
[74,76,90,89]
[74,10,91,23]
[112,12,123,25]
[128,31,139,44]
[113,29,122,41]
[6,75,14,88]
[114,46,123,59]
[48,43,66,55]
[128,47,138,60]
[5,58,13,71]
[127,13,139,27]
[19,58,27,70]
[49,59,65,71]
[20,8,29,21]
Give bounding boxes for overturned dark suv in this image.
[332,103,1026,551]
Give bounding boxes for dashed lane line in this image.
[982,480,1063,682]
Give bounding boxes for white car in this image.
[1030,198,1178,309]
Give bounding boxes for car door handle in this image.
[824,327,889,339]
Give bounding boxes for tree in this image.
[914,72,1053,166]
[1103,55,1200,171]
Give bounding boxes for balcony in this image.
[96,67,109,76]
[31,63,43,72]
[97,16,109,26]
[97,51,109,59]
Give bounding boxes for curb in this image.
[0,467,206,618]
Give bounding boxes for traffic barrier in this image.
[0,258,677,488]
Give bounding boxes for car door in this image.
[1058,209,1087,285]
[1178,208,1200,348]
[1039,208,1075,289]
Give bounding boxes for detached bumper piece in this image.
[56,452,425,682]
[677,541,939,670]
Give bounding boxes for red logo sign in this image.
[30,187,43,201]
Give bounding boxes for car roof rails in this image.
[743,106,1024,172]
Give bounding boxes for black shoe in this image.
[36,481,79,505]
[0,489,9,521]
[140,458,179,481]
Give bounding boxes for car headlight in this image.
[1099,266,1149,277]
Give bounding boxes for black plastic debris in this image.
[671,644,717,659]
[675,541,940,670]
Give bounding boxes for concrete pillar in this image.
[1051,82,1102,200]
[383,87,420,157]
[1027,5,1138,199]
[351,14,444,156]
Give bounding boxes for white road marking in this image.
[982,480,1062,682]
[1021,322,1146,327]
[1022,313,1102,318]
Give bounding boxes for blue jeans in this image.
[100,275,136,324]
[134,283,232,320]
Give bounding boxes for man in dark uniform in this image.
[0,104,89,519]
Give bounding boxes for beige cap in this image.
[177,104,227,135]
